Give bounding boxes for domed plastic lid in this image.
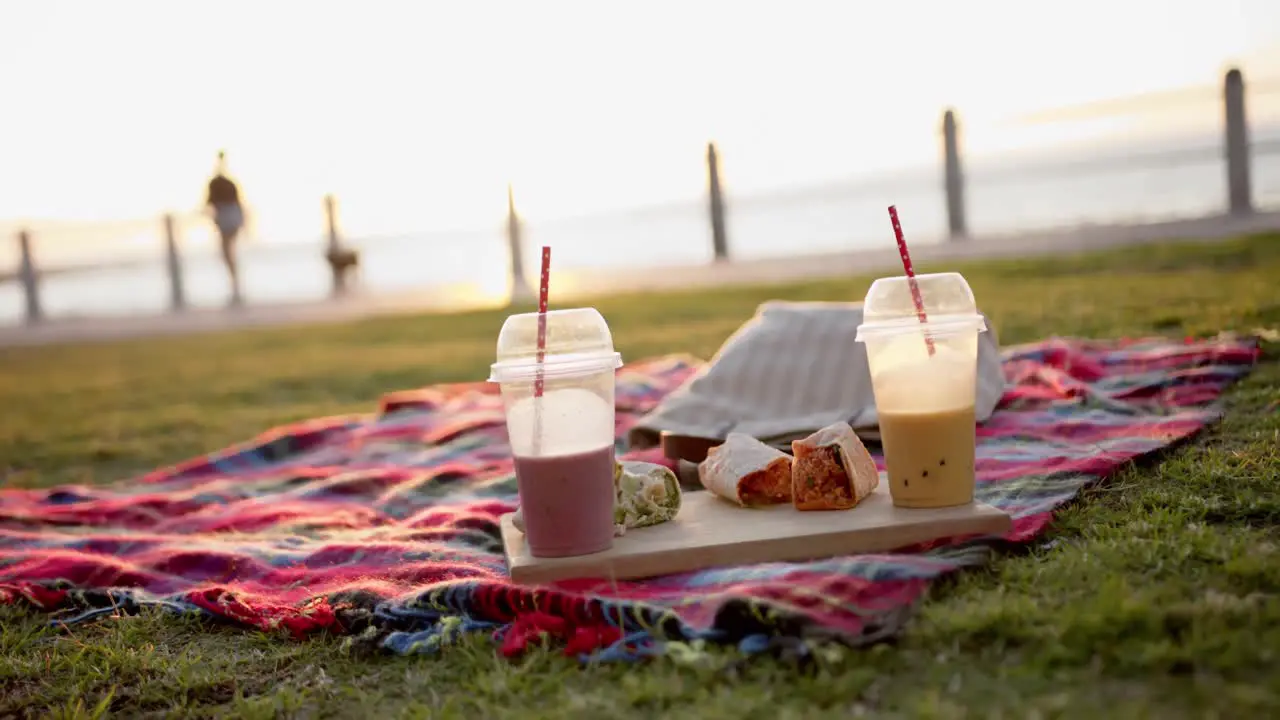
[855,272,986,340]
[488,307,623,383]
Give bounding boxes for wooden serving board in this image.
[501,482,1011,585]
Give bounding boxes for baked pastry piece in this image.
[698,432,793,507]
[790,422,879,511]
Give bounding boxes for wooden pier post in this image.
[506,184,533,303]
[163,214,186,311]
[942,109,968,239]
[1223,68,1252,216]
[17,229,41,324]
[707,142,729,261]
[323,194,359,297]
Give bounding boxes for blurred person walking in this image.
[206,151,246,306]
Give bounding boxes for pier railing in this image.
[5,67,1279,325]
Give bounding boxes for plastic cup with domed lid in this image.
[489,307,623,558]
[855,272,987,508]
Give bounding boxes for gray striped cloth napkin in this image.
[627,301,1005,456]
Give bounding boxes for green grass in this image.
[2,234,1279,718]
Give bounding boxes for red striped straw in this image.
[534,246,551,397]
[887,206,935,356]
[532,246,551,455]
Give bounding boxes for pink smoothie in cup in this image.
[490,308,623,558]
[513,446,615,557]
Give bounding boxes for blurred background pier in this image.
[4,1,1280,342]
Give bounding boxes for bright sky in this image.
[1,0,1277,242]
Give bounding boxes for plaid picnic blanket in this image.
[0,336,1260,662]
